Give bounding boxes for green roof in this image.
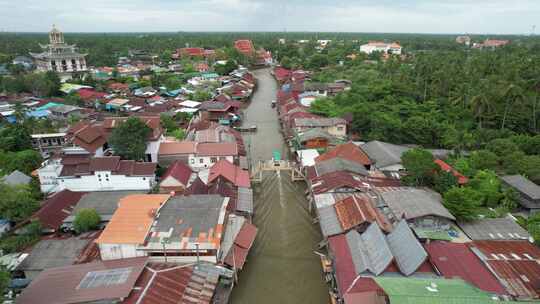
[375,277,497,304]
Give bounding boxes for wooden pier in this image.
[250,159,304,182]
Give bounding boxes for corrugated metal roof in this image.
[318,205,343,237]
[458,217,530,241]
[374,277,497,304]
[469,240,540,299]
[360,140,410,168]
[346,223,393,276]
[501,175,540,200]
[237,187,253,214]
[334,194,392,232]
[380,187,456,221]
[386,220,428,276]
[316,142,372,166]
[32,190,86,230]
[17,257,148,304]
[425,242,506,294]
[123,262,223,304]
[315,157,369,177]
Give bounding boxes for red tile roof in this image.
[70,123,107,153]
[425,242,506,294]
[434,159,469,185]
[158,141,197,156]
[208,159,250,188]
[196,142,238,156]
[32,190,86,231]
[77,88,107,101]
[234,40,255,56]
[316,142,372,166]
[469,240,540,299]
[161,161,192,186]
[224,222,258,270]
[179,47,205,57]
[274,67,291,82]
[334,195,392,232]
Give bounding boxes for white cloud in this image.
[0,0,538,33]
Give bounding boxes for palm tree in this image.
[501,83,525,130]
[470,92,491,129]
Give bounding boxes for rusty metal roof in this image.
[425,242,506,295]
[17,257,148,304]
[123,262,222,304]
[469,240,540,299]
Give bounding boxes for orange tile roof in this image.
[96,194,170,245]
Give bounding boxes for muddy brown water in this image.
[229,68,328,304]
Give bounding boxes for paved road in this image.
[229,68,328,304]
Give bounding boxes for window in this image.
[143,177,146,181]
[190,159,195,164]
[211,157,217,163]
[337,126,344,131]
[199,158,204,164]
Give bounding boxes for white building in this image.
[360,41,402,55]
[29,25,87,80]
[97,194,229,264]
[37,155,156,193]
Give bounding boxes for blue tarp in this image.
[26,110,50,119]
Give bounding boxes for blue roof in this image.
[26,110,50,118]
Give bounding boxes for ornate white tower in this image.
[30,25,88,79]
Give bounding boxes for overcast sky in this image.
[0,0,538,34]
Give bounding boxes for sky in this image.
[0,0,538,34]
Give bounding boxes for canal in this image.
[229,68,328,304]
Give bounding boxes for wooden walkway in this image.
[250,160,304,182]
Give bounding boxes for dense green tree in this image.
[0,150,42,175]
[73,209,101,234]
[0,268,9,296]
[0,221,41,254]
[109,117,151,160]
[172,129,186,140]
[0,125,32,152]
[443,187,482,221]
[401,148,438,186]
[160,114,178,134]
[468,170,503,208]
[487,138,520,158]
[215,60,237,76]
[469,150,499,171]
[0,183,39,222]
[527,212,540,246]
[433,170,459,194]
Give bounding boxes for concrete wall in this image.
[189,155,234,171]
[99,243,146,261]
[58,171,155,192]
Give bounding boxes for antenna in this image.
[531,25,536,36]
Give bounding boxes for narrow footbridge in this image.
[250,159,304,182]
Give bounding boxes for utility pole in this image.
[161,237,170,263]
[194,243,200,268]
